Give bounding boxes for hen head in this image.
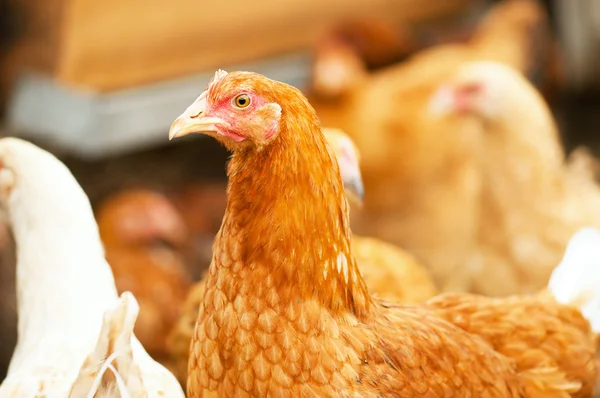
[169,70,308,151]
[428,61,536,122]
[96,189,189,249]
[322,128,364,205]
[170,71,374,317]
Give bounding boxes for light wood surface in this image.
[6,0,472,92]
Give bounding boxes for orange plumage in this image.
[167,236,437,387]
[170,71,599,397]
[166,128,437,385]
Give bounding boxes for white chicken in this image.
[0,137,184,397]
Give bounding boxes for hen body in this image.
[169,235,438,387]
[191,226,596,397]
[170,71,599,397]
[168,234,437,386]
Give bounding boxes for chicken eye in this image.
[233,94,251,109]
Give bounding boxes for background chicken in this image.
[566,147,600,183]
[97,188,190,250]
[322,127,437,303]
[468,0,563,97]
[311,18,419,99]
[426,60,600,296]
[166,127,438,385]
[96,189,193,362]
[172,70,600,397]
[0,137,183,397]
[310,0,559,103]
[168,182,227,280]
[309,0,563,293]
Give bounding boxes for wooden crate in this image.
[6,0,473,92]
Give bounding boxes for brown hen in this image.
[169,70,599,397]
[321,127,437,303]
[168,182,227,280]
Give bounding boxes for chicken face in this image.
[428,61,513,121]
[170,70,282,150]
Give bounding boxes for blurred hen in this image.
[322,127,437,303]
[96,189,193,361]
[168,182,227,280]
[309,0,562,293]
[428,60,600,295]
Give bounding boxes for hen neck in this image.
[10,202,118,365]
[212,119,372,319]
[480,110,565,199]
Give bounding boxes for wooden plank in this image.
[6,52,312,159]
[10,0,472,92]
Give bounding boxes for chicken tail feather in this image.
[68,291,146,398]
[548,227,600,332]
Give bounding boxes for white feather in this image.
[548,227,600,332]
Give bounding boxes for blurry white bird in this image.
[549,226,600,333]
[0,137,184,397]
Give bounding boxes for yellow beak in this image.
[169,91,227,140]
